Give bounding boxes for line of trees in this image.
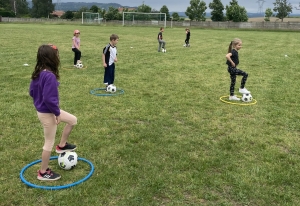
[0,0,296,22]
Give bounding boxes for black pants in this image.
[185,38,190,45]
[104,63,115,85]
[228,66,248,96]
[72,48,81,65]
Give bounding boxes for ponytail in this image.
[228,41,233,53]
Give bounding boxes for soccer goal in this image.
[82,12,102,24]
[122,12,166,27]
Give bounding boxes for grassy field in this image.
[1,23,300,206]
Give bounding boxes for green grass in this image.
[1,23,300,206]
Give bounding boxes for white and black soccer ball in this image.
[242,93,253,102]
[162,49,166,53]
[58,151,78,170]
[107,84,117,93]
[76,62,83,69]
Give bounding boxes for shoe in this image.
[56,142,76,153]
[183,44,186,47]
[229,95,240,101]
[37,168,61,181]
[239,88,251,94]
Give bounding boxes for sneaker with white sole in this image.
[56,142,76,153]
[239,88,250,94]
[229,95,240,101]
[37,168,61,181]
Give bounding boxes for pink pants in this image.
[37,110,77,151]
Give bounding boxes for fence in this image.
[2,17,300,30]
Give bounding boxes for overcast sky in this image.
[62,0,300,13]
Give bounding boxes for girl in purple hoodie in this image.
[29,44,77,181]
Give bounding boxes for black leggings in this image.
[185,38,190,45]
[228,66,248,96]
[72,48,81,65]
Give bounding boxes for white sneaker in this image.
[229,95,240,101]
[239,88,251,94]
[183,44,186,47]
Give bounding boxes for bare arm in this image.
[102,53,107,67]
[225,53,235,67]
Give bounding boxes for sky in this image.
[61,0,300,13]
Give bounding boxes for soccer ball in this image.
[107,84,117,93]
[242,93,253,102]
[162,49,166,53]
[76,62,83,69]
[58,151,78,170]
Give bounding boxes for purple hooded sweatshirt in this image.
[29,70,60,116]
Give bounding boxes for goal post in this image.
[82,12,102,24]
[122,12,166,27]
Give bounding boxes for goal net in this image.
[82,12,102,24]
[123,12,166,27]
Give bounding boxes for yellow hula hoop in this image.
[220,95,257,106]
[62,65,88,70]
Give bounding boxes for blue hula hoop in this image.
[90,88,124,96]
[20,156,94,190]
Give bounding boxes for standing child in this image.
[72,29,81,67]
[157,27,166,52]
[29,44,77,181]
[102,34,119,90]
[184,28,190,47]
[225,38,250,101]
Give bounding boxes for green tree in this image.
[15,0,29,17]
[0,0,28,17]
[99,8,106,20]
[61,10,74,19]
[31,0,54,18]
[160,5,170,20]
[171,12,180,21]
[185,0,207,21]
[73,6,89,19]
[264,8,273,21]
[225,0,248,22]
[273,0,293,22]
[90,5,99,13]
[104,6,119,20]
[209,0,225,21]
[137,3,151,13]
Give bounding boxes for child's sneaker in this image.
[229,95,240,101]
[56,142,76,153]
[239,88,251,94]
[37,168,61,181]
[183,44,186,47]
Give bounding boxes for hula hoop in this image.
[220,95,257,106]
[90,88,125,96]
[20,156,94,190]
[62,65,88,70]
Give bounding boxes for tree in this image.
[264,8,273,21]
[104,6,119,20]
[209,0,225,21]
[137,3,151,13]
[99,8,106,20]
[172,12,180,21]
[31,0,54,18]
[61,10,74,19]
[273,0,293,22]
[225,0,248,22]
[73,6,88,19]
[160,5,170,20]
[0,0,29,17]
[185,0,207,21]
[90,5,99,13]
